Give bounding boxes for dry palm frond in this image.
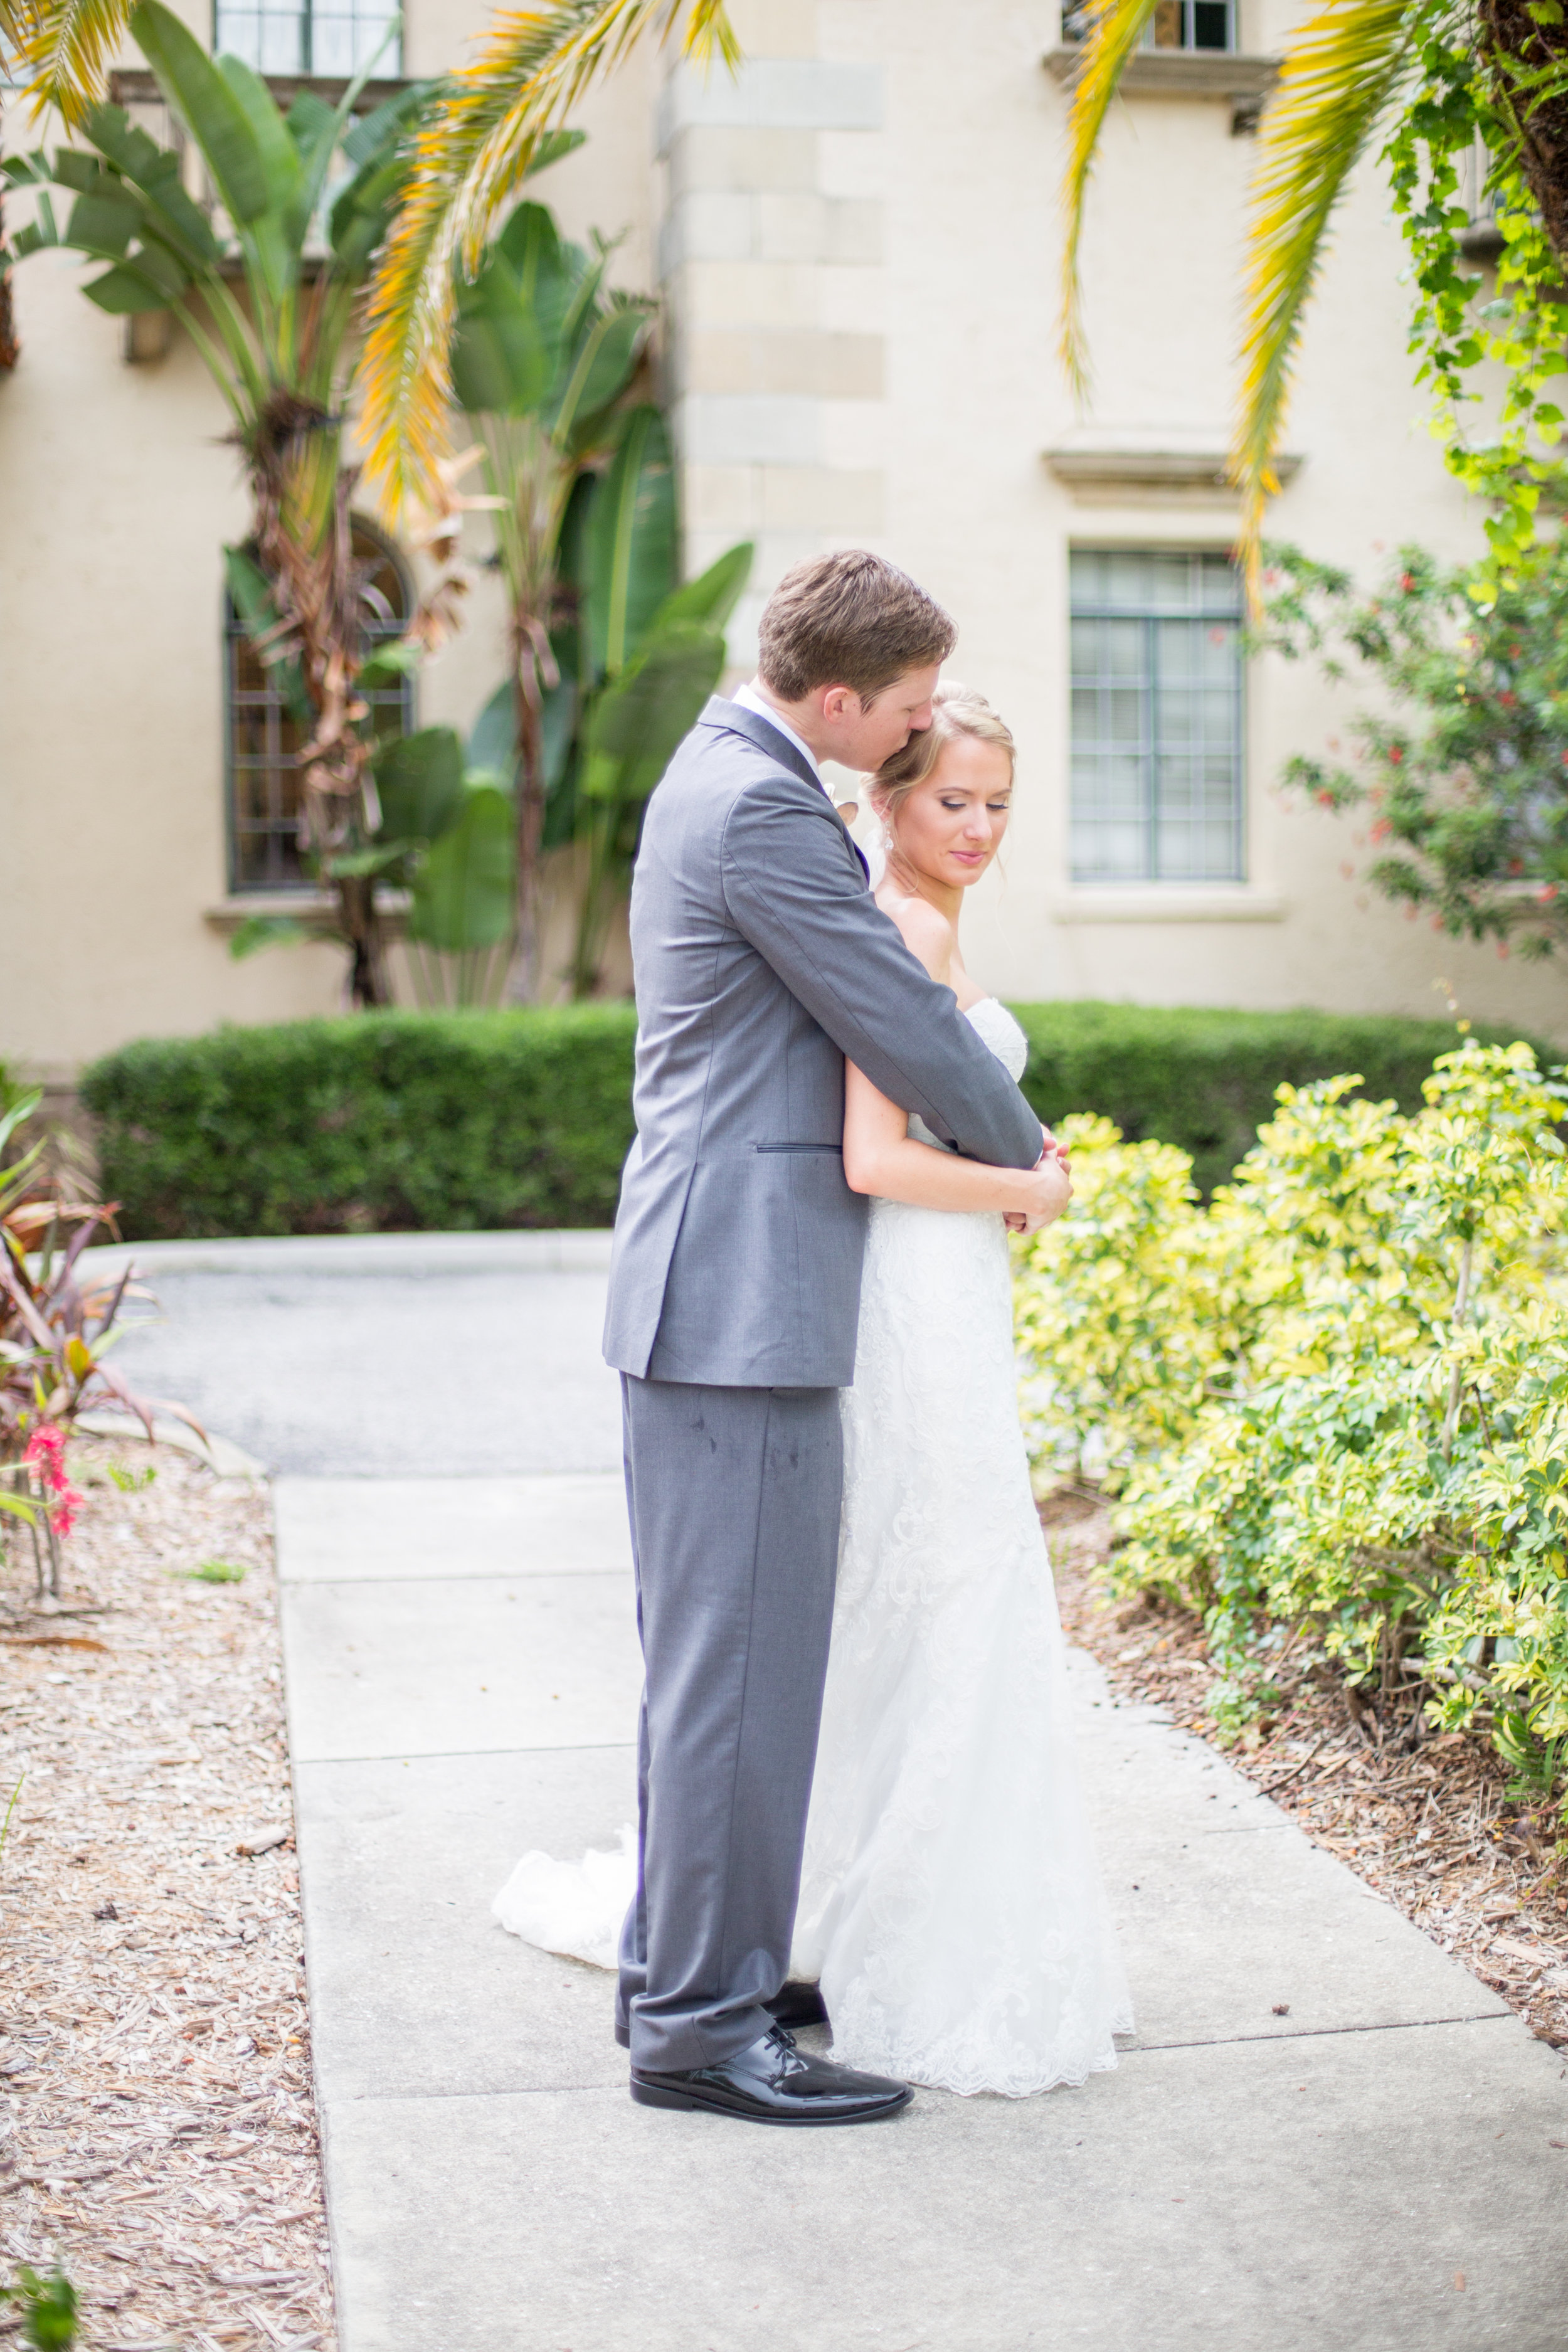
[1059,0,1165,398]
[1234,0,1413,596]
[358,0,737,524]
[8,0,132,122]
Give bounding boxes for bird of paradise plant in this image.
[1062,0,1568,596]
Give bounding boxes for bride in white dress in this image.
[496,683,1132,2096]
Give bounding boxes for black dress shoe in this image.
[630,2025,911,2126]
[766,1981,829,2030]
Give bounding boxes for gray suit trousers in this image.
[615,1374,842,2072]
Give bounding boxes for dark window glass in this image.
[1069,549,1244,884]
[1064,0,1237,46]
[225,522,413,892]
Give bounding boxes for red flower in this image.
[1370,818,1392,843]
[1388,746,1404,765]
[1400,572,1416,591]
[1316,790,1336,809]
[1499,691,1518,708]
[1540,884,1559,903]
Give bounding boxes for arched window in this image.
[225,521,414,892]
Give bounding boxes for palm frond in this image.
[358,0,738,524]
[11,0,133,122]
[1234,0,1412,595]
[1059,0,1164,398]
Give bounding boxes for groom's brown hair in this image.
[757,551,956,706]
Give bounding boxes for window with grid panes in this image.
[1062,0,1234,45]
[1069,549,1244,884]
[225,524,413,891]
[214,0,398,77]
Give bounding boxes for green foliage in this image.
[182,1557,247,1583]
[1008,1000,1547,1199]
[1015,1039,1568,1809]
[107,1461,156,1491]
[4,2265,77,2349]
[1384,28,1568,584]
[80,1009,641,1239]
[452,187,751,997]
[1261,537,1568,955]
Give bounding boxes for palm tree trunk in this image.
[504,639,547,1004]
[336,875,391,1009]
[1480,0,1568,265]
[0,188,19,374]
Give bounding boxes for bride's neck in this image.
[883,850,963,930]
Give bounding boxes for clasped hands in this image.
[1003,1128,1073,1239]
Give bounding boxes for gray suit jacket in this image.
[602,697,1044,1387]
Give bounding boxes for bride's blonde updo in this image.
[869,682,1016,830]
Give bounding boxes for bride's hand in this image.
[1009,1153,1073,1237]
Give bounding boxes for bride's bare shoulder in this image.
[875,887,956,981]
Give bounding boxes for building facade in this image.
[5,0,1567,1094]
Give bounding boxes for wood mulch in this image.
[1044,1487,1568,2056]
[0,1432,334,2352]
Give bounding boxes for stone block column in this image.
[657,1,887,670]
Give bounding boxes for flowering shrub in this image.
[1015,1039,1568,1795]
[0,1093,189,1592]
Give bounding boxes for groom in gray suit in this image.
[603,551,1055,2125]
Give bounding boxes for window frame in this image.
[223,518,415,896]
[1067,545,1248,889]
[211,0,402,80]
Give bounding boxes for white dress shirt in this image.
[732,681,827,795]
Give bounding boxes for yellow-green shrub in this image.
[1014,1039,1568,1789]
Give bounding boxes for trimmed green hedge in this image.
[1012,1002,1558,1197]
[80,1001,1559,1239]
[81,1009,640,1240]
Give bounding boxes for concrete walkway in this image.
[113,1236,1568,2349]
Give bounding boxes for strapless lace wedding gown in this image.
[494,997,1132,2094]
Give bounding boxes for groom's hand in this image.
[1004,1150,1073,1238]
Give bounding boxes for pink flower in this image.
[24,1425,67,1494]
[51,1487,83,1540]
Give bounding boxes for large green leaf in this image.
[450,253,554,418]
[585,405,676,681]
[374,726,466,846]
[550,303,646,452]
[408,787,516,953]
[65,185,142,258]
[130,0,271,227]
[218,55,301,214]
[581,622,726,808]
[647,541,754,639]
[341,79,432,169]
[467,681,517,787]
[496,199,575,358]
[82,103,222,268]
[328,149,410,282]
[83,246,191,310]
